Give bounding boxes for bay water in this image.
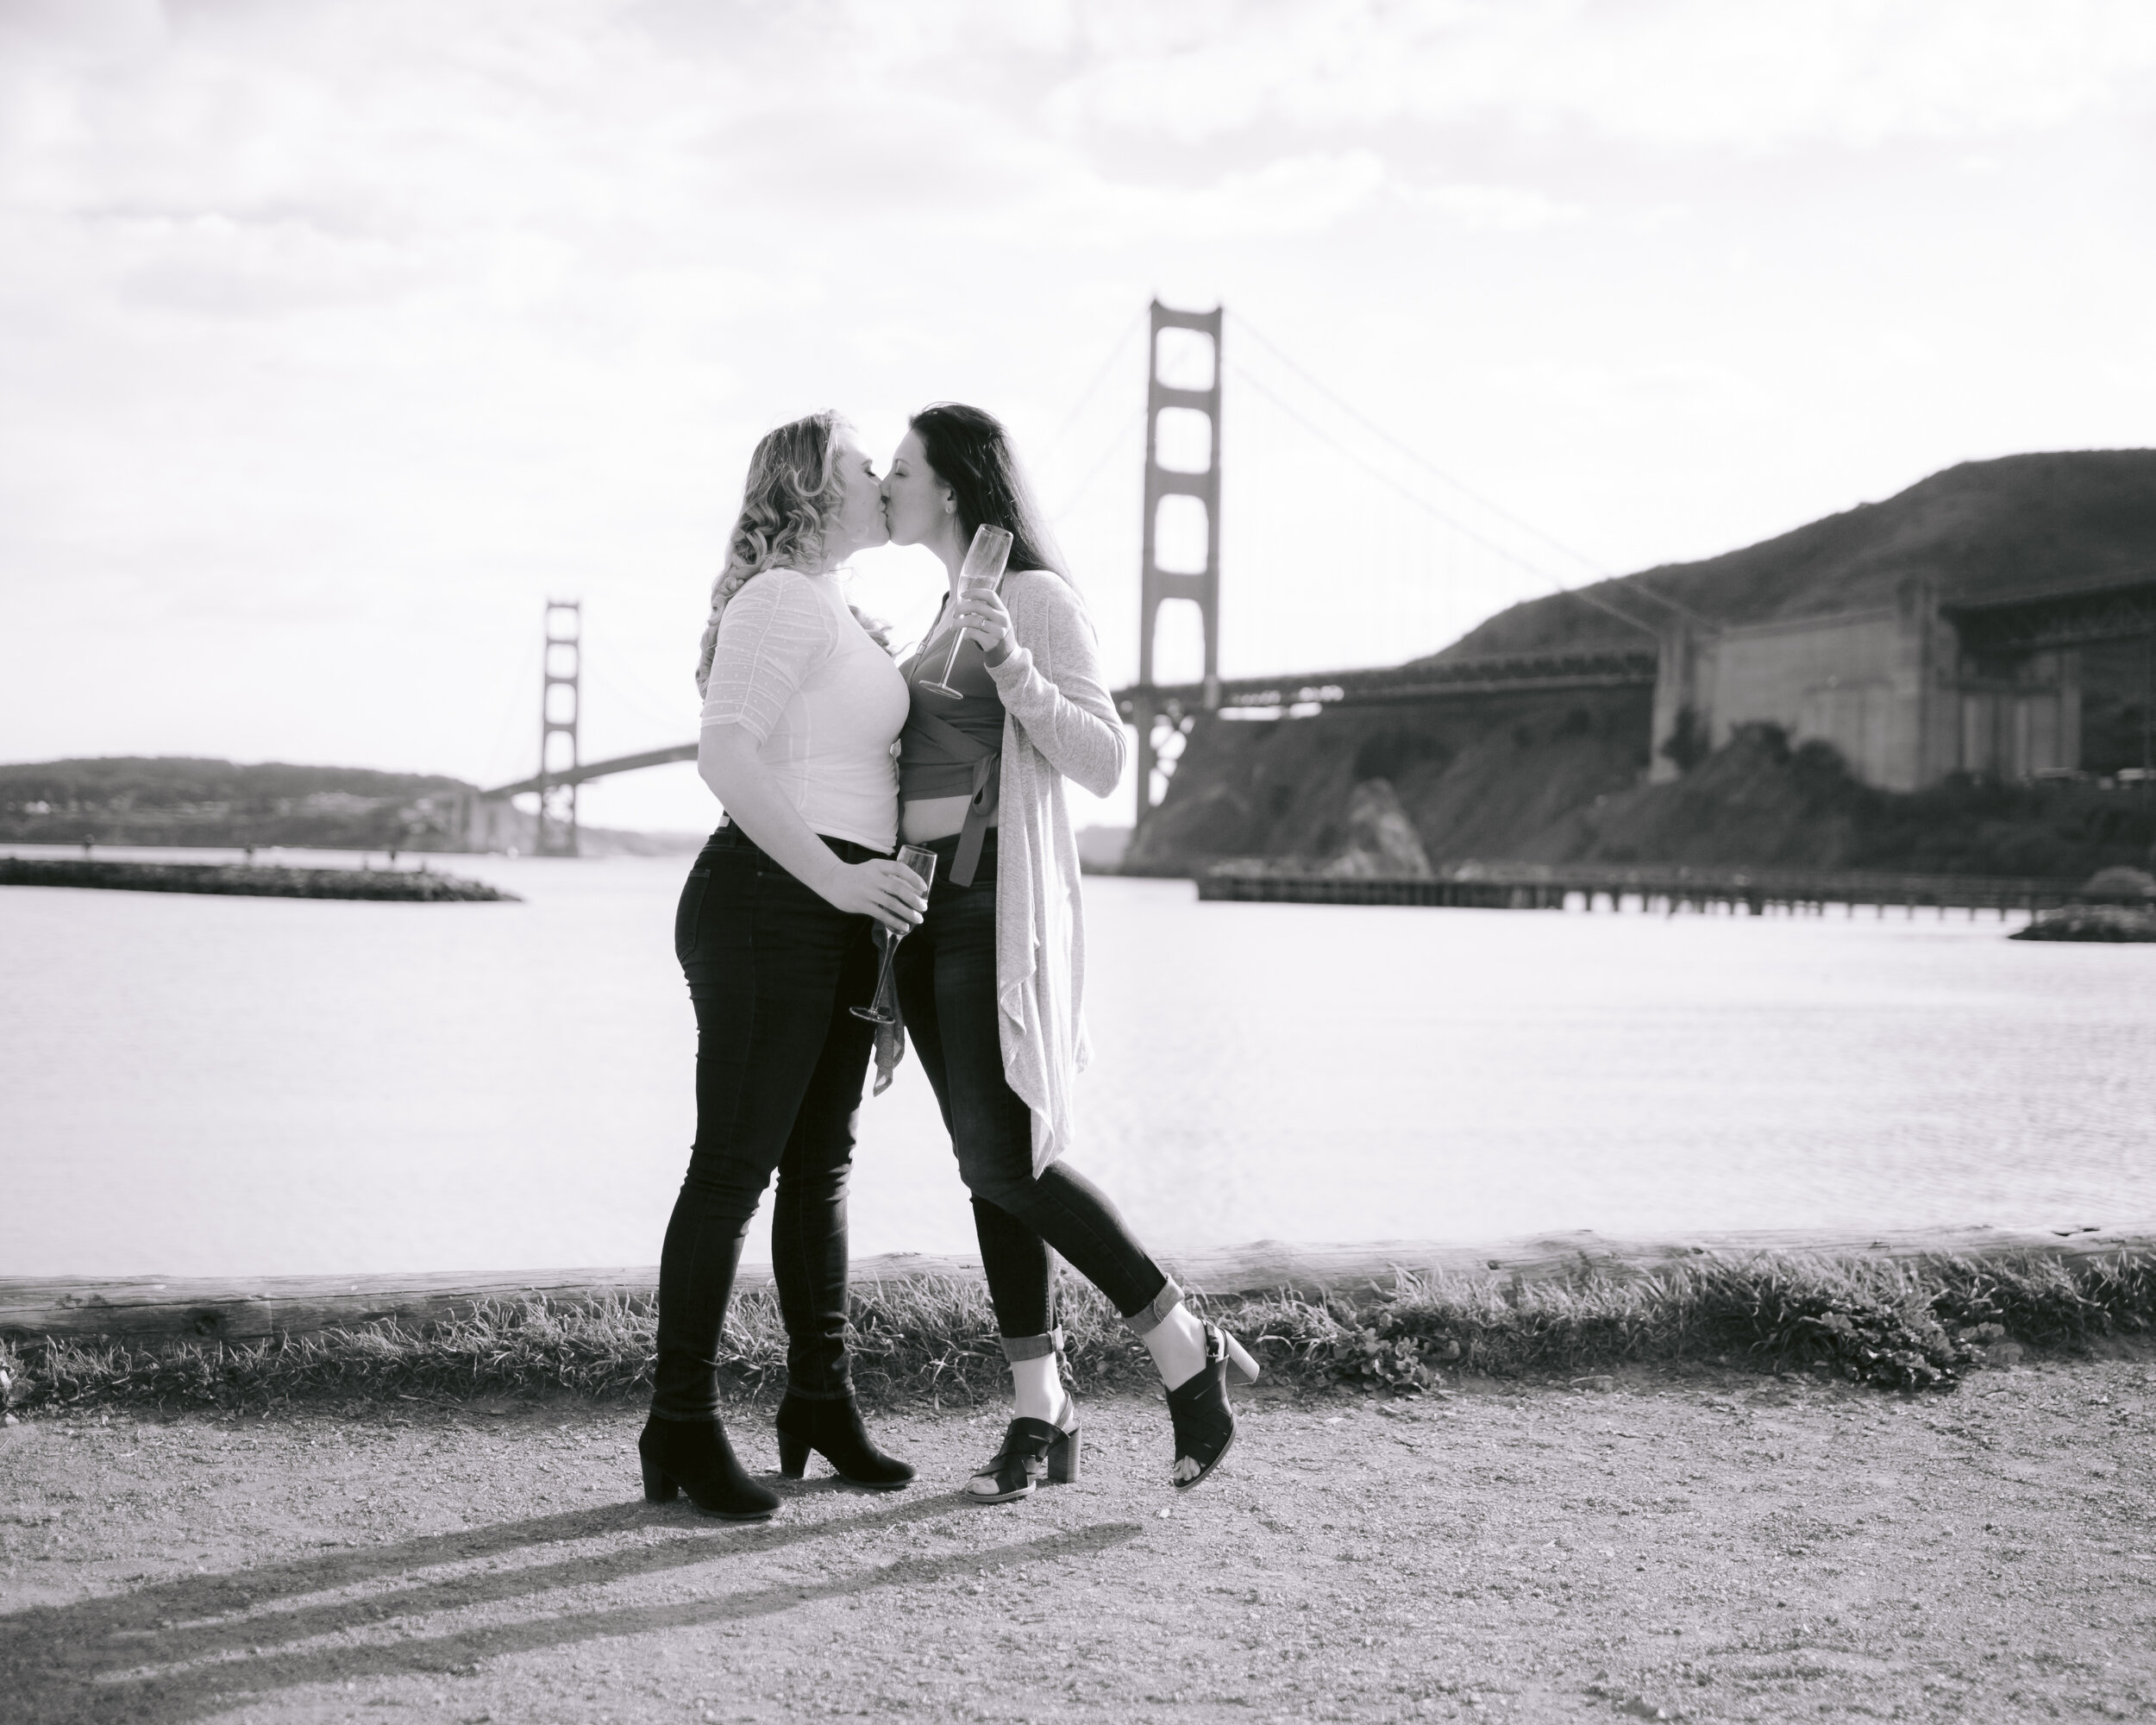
[3,846,2151,1278]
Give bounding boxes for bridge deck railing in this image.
[1113,648,1662,717]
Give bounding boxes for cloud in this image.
[0,0,2150,806]
[1032,147,1393,248]
[1044,0,2156,153]
[1408,180,1580,231]
[109,210,419,314]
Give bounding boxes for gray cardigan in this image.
[982,569,1129,1175]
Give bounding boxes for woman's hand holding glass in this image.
[950,586,1014,660]
[824,856,928,937]
[920,524,1012,699]
[852,845,937,1026]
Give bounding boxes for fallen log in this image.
[3,1226,2145,1346]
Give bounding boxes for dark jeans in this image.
[893,829,1169,1350]
[650,823,883,1421]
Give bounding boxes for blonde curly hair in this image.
[695,411,849,696]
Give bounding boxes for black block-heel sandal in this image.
[966,1410,1082,1504]
[1164,1322,1258,1491]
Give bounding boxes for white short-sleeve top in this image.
[699,568,907,851]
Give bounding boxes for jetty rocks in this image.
[0,857,517,903]
[2013,904,2156,941]
[2012,867,2156,940]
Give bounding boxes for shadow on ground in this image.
[3,1488,1142,1725]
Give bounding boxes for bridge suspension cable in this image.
[1051,405,1148,521]
[1231,314,1716,634]
[1236,315,1608,579]
[479,627,545,793]
[479,299,1727,842]
[1036,305,1150,464]
[580,635,698,743]
[1225,356,1670,643]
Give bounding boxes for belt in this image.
[708,820,890,865]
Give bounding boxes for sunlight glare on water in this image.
[2,852,2150,1276]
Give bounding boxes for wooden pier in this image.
[1198,862,2155,919]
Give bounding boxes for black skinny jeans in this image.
[893,829,1170,1350]
[650,824,883,1421]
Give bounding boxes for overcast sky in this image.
[3,0,2153,831]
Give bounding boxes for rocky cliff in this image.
[1125,450,2156,878]
[1125,684,1654,874]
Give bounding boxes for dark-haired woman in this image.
[881,403,1257,1502]
[638,411,930,1521]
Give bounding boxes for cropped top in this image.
[898,618,1006,885]
[699,568,906,851]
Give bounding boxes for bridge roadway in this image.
[1112,645,1659,723]
[474,649,1656,801]
[479,742,698,801]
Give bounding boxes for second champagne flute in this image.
[851,844,939,1026]
[919,524,1014,700]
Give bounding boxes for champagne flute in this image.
[852,844,938,1025]
[918,524,1014,699]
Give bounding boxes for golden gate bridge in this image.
[470,299,1688,856]
[472,301,2156,856]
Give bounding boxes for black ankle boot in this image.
[638,1415,780,1521]
[774,1392,915,1490]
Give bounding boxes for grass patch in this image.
[1247,1251,2155,1394]
[4,1251,2150,1417]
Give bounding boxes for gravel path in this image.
[3,1358,2151,1724]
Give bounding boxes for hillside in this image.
[0,758,696,854]
[1426,448,2156,662]
[0,758,473,850]
[1127,450,2156,879]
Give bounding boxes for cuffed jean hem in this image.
[1119,1277,1184,1339]
[1000,1327,1064,1364]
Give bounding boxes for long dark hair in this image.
[908,403,1065,580]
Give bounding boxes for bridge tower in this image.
[1133,300,1224,819]
[536,599,581,857]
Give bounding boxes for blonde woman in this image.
[881,403,1258,1502]
[639,411,929,1521]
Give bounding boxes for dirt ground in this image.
[3,1357,2151,1725]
